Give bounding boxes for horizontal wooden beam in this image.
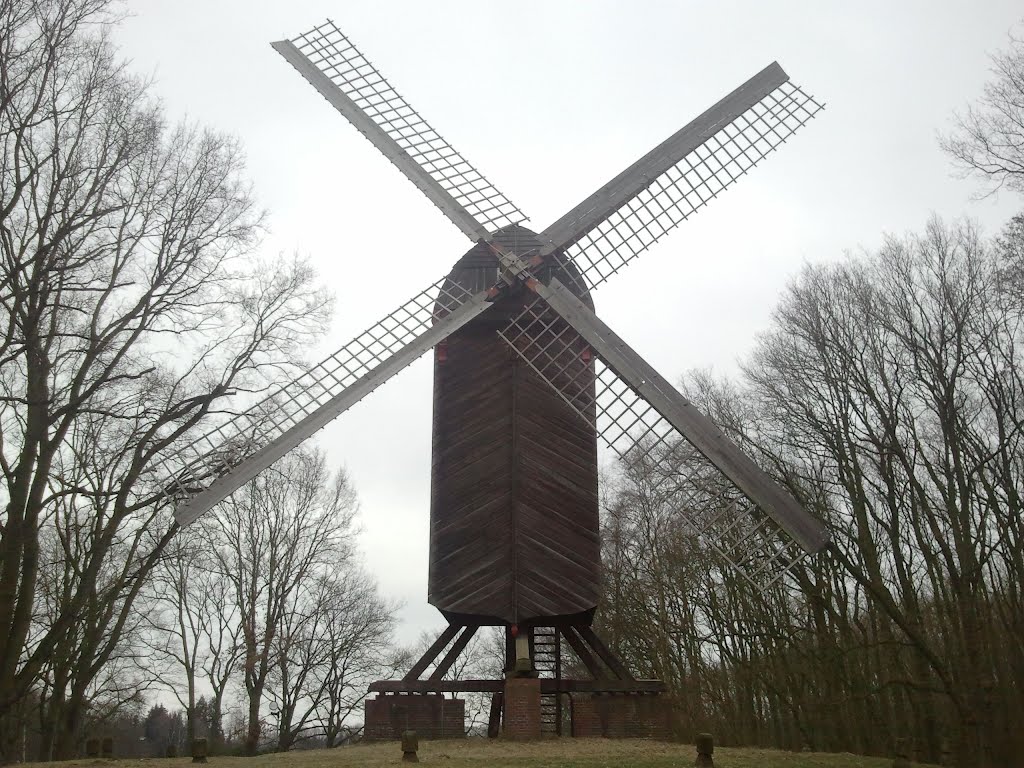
[368,678,666,694]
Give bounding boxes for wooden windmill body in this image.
[431,225,600,626]
[161,18,830,737]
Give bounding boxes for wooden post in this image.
[100,736,114,759]
[400,730,419,762]
[85,738,100,758]
[191,738,208,764]
[487,692,503,738]
[893,737,911,768]
[695,732,714,767]
[939,736,952,766]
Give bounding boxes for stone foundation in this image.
[363,694,465,741]
[503,677,541,740]
[570,693,671,738]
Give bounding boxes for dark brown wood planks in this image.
[428,225,599,624]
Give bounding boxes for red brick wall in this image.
[503,677,541,740]
[570,693,671,739]
[363,694,465,741]
[570,693,600,736]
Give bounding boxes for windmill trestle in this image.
[363,622,670,740]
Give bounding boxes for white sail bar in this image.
[497,287,825,591]
[539,65,822,291]
[159,277,491,526]
[275,20,526,240]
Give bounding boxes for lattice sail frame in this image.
[497,296,807,591]
[156,277,477,510]
[164,23,826,540]
[289,20,526,234]
[554,81,822,292]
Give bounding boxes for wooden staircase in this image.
[533,626,563,735]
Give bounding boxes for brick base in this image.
[503,677,541,740]
[570,693,671,738]
[363,694,465,741]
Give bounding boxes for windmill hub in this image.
[443,224,586,303]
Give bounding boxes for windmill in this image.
[159,19,828,738]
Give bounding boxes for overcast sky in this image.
[115,1,1022,644]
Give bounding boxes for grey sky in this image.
[116,1,1022,643]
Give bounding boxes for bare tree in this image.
[206,449,356,755]
[31,443,162,761]
[147,536,244,752]
[266,568,400,749]
[941,31,1024,195]
[0,0,330,759]
[144,528,244,750]
[596,214,1024,766]
[742,215,1017,764]
[196,566,244,751]
[311,571,404,747]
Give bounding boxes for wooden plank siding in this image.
[429,226,600,624]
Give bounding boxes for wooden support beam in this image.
[576,625,636,683]
[403,623,461,682]
[559,625,606,680]
[429,624,479,681]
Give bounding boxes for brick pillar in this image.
[503,677,541,740]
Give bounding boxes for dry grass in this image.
[36,739,931,768]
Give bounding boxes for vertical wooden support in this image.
[554,631,563,736]
[487,692,503,738]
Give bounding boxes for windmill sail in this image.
[537,64,822,291]
[273,21,526,241]
[172,21,827,575]
[164,277,494,526]
[496,281,828,589]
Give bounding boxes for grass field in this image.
[37,739,930,768]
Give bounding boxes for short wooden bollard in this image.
[400,730,419,763]
[939,736,953,766]
[893,737,911,768]
[101,737,114,759]
[695,732,714,767]
[85,738,100,758]
[191,738,208,764]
